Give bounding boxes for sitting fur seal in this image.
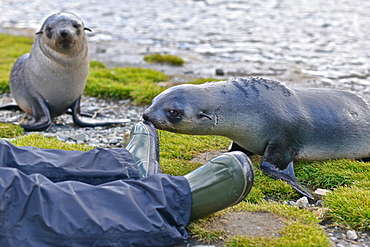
[143,77,370,199]
[1,12,127,131]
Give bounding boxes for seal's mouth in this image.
[56,39,76,49]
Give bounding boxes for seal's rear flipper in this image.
[0,102,22,111]
[70,97,131,127]
[260,160,314,199]
[20,96,52,131]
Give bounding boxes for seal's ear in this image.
[35,31,43,35]
[84,27,92,32]
[199,112,213,120]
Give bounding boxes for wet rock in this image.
[215,68,225,76]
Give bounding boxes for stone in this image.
[215,68,225,76]
[347,230,358,240]
[314,188,331,200]
[70,133,87,142]
[296,196,310,209]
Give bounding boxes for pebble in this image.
[347,230,358,240]
[296,196,310,209]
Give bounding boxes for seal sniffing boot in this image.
[143,77,370,199]
[1,12,128,131]
[127,121,254,219]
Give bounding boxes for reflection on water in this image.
[1,0,370,94]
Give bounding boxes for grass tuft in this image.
[324,185,370,230]
[0,34,34,93]
[0,123,24,138]
[9,134,94,151]
[144,53,185,66]
[86,66,168,104]
[295,159,370,189]
[186,78,224,84]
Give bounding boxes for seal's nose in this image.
[60,29,69,38]
[142,112,149,121]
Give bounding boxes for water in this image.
[1,0,370,96]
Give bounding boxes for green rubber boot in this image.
[126,121,161,178]
[184,151,254,220]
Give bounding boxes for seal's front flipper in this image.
[260,142,313,199]
[0,102,22,111]
[260,160,313,199]
[20,95,52,131]
[228,142,255,156]
[70,97,130,127]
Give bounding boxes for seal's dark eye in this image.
[168,109,180,118]
[45,27,53,39]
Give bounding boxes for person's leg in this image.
[0,167,191,247]
[0,139,139,184]
[0,121,160,184]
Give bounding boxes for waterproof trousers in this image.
[0,140,191,247]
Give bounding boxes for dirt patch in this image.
[208,211,286,237]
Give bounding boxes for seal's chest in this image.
[33,69,87,111]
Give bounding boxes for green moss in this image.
[251,165,299,201]
[0,123,24,138]
[324,185,370,230]
[0,34,34,93]
[294,159,370,189]
[86,66,168,104]
[186,78,224,84]
[158,130,230,175]
[144,53,185,66]
[90,60,106,69]
[10,134,93,151]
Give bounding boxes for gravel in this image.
[0,94,146,148]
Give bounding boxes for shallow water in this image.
[1,0,370,97]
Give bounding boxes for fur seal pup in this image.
[1,12,127,131]
[143,77,370,199]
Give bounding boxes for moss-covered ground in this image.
[1,33,369,246]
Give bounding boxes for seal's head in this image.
[36,12,91,53]
[143,84,222,135]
